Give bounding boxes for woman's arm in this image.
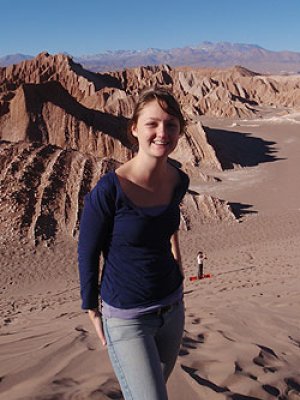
[78,177,115,347]
[88,308,106,346]
[170,231,184,278]
[78,178,115,310]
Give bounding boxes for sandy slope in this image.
[1,117,300,400]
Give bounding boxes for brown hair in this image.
[128,88,186,140]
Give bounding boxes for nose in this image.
[156,122,168,137]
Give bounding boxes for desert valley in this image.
[0,53,300,399]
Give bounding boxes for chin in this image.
[152,149,173,158]
[151,144,176,155]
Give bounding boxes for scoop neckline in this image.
[111,170,178,211]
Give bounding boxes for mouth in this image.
[152,140,169,146]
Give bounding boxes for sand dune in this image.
[1,116,300,399]
[1,54,300,399]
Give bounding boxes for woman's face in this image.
[131,100,180,159]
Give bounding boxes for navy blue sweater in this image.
[78,169,189,310]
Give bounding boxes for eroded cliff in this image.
[2,53,297,242]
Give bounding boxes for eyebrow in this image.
[146,117,177,121]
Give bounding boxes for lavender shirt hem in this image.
[102,285,183,319]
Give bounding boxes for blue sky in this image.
[1,0,300,56]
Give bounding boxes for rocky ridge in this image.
[0,140,233,245]
[2,52,298,243]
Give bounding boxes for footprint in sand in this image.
[252,344,286,374]
[178,348,189,356]
[179,332,206,356]
[234,361,258,381]
[4,317,12,325]
[181,336,200,349]
[289,335,300,348]
[52,377,79,387]
[197,333,205,343]
[285,377,300,393]
[262,384,280,397]
[191,317,201,324]
[93,378,123,399]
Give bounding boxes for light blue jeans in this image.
[102,302,185,400]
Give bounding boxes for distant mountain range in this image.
[1,42,300,74]
[0,53,33,66]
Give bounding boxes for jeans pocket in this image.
[103,316,159,344]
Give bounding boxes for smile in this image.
[153,140,169,145]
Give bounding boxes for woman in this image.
[78,88,189,400]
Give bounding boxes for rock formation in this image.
[0,140,232,245]
[0,141,119,245]
[0,54,221,173]
[2,52,299,243]
[173,66,300,118]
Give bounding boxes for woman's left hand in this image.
[88,309,107,346]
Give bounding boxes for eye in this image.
[166,122,179,129]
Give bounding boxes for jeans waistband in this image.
[153,301,180,317]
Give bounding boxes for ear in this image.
[131,124,138,138]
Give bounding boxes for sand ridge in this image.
[1,116,300,399]
[1,51,300,400]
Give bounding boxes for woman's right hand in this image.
[88,308,107,346]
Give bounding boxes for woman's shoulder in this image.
[83,171,118,214]
[167,159,189,182]
[177,170,190,200]
[167,163,189,203]
[169,164,189,192]
[87,171,117,206]
[94,170,116,191]
[177,168,189,188]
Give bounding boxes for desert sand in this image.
[1,114,299,400]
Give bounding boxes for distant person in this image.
[78,88,189,400]
[197,251,207,279]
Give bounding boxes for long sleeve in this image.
[78,175,115,309]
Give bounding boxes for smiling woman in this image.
[78,88,189,399]
[131,100,181,160]
[127,89,186,165]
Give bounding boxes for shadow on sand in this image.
[204,126,284,169]
[188,190,257,220]
[181,365,262,400]
[229,202,258,219]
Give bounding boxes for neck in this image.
[132,153,169,183]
